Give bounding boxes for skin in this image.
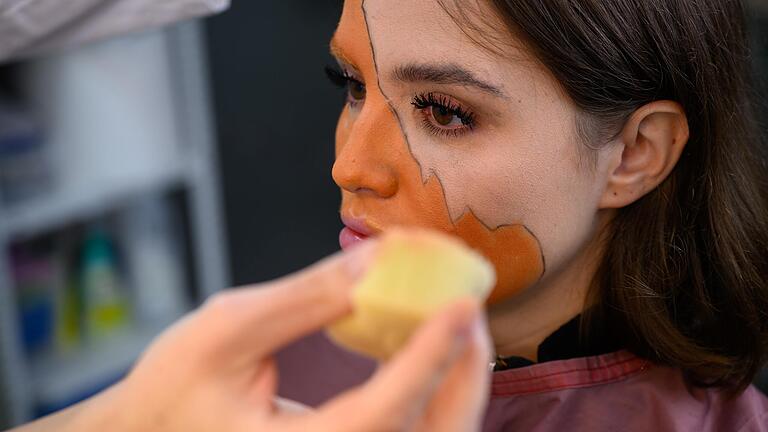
[331,0,689,360]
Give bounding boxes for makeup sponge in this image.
[327,228,495,360]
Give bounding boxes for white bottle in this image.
[119,194,187,325]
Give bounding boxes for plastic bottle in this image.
[118,195,186,324]
[80,225,129,340]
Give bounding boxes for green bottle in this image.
[81,226,129,340]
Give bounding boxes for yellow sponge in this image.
[327,228,495,360]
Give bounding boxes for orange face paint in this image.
[331,0,544,304]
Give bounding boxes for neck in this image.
[486,226,607,362]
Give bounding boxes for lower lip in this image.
[339,227,369,250]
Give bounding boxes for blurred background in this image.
[0,0,765,428]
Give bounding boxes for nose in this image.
[332,105,399,198]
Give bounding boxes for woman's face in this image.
[331,0,611,304]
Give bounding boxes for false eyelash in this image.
[411,92,477,130]
[325,65,366,109]
[324,65,362,89]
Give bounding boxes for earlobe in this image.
[599,101,689,209]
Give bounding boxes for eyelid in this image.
[332,57,364,82]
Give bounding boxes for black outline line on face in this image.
[359,0,546,277]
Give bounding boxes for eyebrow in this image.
[391,63,507,98]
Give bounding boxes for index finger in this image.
[196,240,377,361]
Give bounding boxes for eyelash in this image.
[411,92,477,138]
[324,65,365,108]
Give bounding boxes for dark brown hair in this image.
[440,0,768,390]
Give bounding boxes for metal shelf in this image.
[31,314,183,413]
[0,161,189,241]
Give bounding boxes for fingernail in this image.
[342,238,378,281]
[453,301,479,344]
[454,325,472,349]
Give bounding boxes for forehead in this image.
[334,0,546,95]
[361,0,494,65]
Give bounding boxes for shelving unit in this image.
[30,314,179,416]
[0,21,228,428]
[0,160,187,240]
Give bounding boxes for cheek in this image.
[396,169,546,304]
[405,133,598,303]
[452,213,545,304]
[432,110,599,276]
[383,167,547,304]
[496,149,599,273]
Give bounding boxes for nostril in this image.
[376,173,398,198]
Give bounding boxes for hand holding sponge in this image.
[327,228,496,360]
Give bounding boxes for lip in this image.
[339,214,380,250]
[341,215,378,237]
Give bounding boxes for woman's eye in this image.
[412,92,477,138]
[348,80,366,101]
[325,65,366,107]
[430,105,462,127]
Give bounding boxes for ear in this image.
[599,101,689,209]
